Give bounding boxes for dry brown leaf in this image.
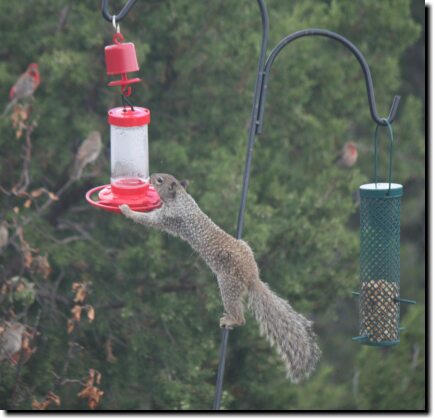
[72,282,88,303]
[11,105,29,140]
[48,191,59,201]
[13,206,20,214]
[67,319,74,334]
[23,247,33,269]
[32,391,60,411]
[71,305,82,322]
[30,188,45,198]
[15,282,26,293]
[86,305,95,322]
[77,386,104,410]
[47,391,61,407]
[15,190,28,198]
[33,255,51,279]
[95,371,102,385]
[87,368,95,385]
[74,287,87,303]
[32,398,50,410]
[23,251,33,269]
[16,226,33,269]
[24,199,32,208]
[22,335,30,350]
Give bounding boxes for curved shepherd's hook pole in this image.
[101,0,138,23]
[213,0,269,411]
[256,29,401,134]
[214,0,401,411]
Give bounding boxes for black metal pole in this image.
[212,0,269,411]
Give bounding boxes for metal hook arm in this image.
[256,28,401,133]
[101,0,138,24]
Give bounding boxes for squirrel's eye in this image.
[156,176,164,185]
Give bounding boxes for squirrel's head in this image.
[150,173,189,203]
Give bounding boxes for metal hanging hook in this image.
[101,0,138,24]
[256,29,401,133]
[112,15,120,33]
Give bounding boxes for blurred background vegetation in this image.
[0,0,425,411]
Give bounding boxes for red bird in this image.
[335,141,358,168]
[3,63,40,115]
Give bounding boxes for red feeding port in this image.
[86,181,161,214]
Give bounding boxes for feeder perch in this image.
[352,123,415,347]
[86,30,161,214]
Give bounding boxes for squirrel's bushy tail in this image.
[248,281,321,382]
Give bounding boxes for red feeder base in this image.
[86,179,162,214]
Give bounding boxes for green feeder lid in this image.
[359,183,403,198]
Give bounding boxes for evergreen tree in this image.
[0,0,424,410]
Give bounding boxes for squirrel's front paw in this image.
[219,315,244,330]
[119,204,133,216]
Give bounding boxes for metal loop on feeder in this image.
[374,118,394,195]
[113,32,125,44]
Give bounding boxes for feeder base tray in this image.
[86,182,162,214]
[352,335,400,347]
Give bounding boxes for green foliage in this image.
[0,0,424,411]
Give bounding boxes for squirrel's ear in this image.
[180,179,189,190]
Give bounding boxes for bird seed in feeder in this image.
[360,279,399,343]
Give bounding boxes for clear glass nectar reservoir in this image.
[85,106,160,214]
[108,107,150,189]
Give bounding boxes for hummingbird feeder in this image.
[352,122,415,347]
[86,30,161,214]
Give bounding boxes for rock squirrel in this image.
[120,173,320,382]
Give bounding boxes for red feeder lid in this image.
[105,42,139,75]
[108,107,150,127]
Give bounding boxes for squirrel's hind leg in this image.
[218,276,246,329]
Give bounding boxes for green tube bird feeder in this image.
[353,121,415,347]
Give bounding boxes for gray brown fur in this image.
[120,173,320,382]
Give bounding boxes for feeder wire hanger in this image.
[101,0,402,411]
